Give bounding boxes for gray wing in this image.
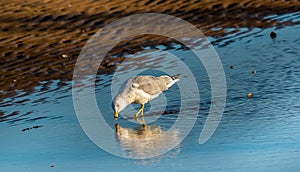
[131,76,167,95]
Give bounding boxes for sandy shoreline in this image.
[1,0,300,100]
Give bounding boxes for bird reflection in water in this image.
[115,117,181,159]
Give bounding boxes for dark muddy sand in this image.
[1,0,300,100]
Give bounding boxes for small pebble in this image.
[61,54,69,58]
[270,31,277,39]
[247,93,253,98]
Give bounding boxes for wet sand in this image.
[1,0,300,100]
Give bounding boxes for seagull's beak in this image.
[114,111,119,120]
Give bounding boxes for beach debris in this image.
[270,31,277,39]
[247,93,253,98]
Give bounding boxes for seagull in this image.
[113,74,180,120]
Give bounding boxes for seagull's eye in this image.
[116,104,120,108]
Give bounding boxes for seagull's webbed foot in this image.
[135,115,146,123]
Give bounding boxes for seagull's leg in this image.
[135,108,141,118]
[135,104,145,118]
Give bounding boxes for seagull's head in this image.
[114,96,127,120]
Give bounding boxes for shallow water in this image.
[1,13,300,171]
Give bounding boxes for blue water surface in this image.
[1,13,300,172]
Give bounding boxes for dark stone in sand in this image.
[270,31,277,39]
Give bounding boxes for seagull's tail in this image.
[171,74,181,82]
